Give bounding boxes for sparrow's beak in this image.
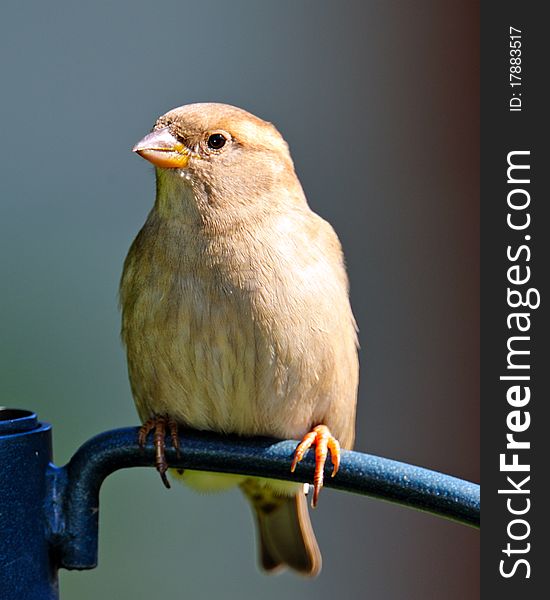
[132,127,190,169]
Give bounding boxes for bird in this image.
[120,102,359,577]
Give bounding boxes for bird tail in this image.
[241,481,321,577]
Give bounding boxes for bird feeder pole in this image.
[0,409,57,599]
[0,407,480,599]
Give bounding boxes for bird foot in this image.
[290,425,341,507]
[138,415,181,489]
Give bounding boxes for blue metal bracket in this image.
[0,410,56,599]
[0,408,480,598]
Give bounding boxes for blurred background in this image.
[0,1,479,598]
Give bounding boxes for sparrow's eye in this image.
[207,133,228,150]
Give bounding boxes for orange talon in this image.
[168,417,181,458]
[138,418,155,448]
[290,425,341,507]
[138,415,180,489]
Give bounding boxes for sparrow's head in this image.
[133,103,301,215]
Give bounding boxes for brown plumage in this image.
[120,103,359,576]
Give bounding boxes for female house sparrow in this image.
[120,103,359,576]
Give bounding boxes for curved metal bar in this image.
[49,427,480,570]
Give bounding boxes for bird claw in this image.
[290,425,341,508]
[138,415,181,489]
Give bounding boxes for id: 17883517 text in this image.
[509,26,522,112]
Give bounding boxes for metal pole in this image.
[0,409,57,600]
[0,408,480,597]
[52,427,479,570]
